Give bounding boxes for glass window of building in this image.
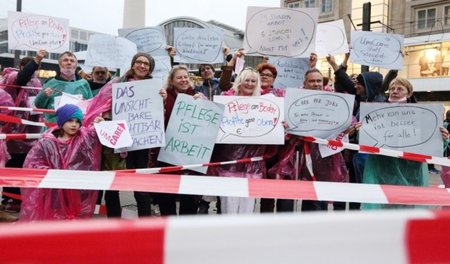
[304,0,316,8]
[0,43,8,53]
[445,6,450,25]
[417,8,436,29]
[288,1,300,8]
[0,31,7,41]
[320,0,332,13]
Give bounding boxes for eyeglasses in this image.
[94,71,106,75]
[135,60,150,67]
[260,73,274,78]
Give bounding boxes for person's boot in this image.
[0,210,17,222]
[197,199,210,214]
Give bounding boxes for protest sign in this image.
[158,94,224,174]
[94,120,133,149]
[270,56,309,88]
[244,7,318,57]
[118,26,167,56]
[54,93,86,113]
[174,28,224,64]
[214,95,284,144]
[285,89,354,139]
[85,34,137,71]
[350,31,404,70]
[315,20,349,56]
[112,79,165,152]
[152,55,172,81]
[359,103,443,157]
[8,11,70,52]
[318,133,349,158]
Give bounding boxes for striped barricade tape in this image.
[1,167,449,206]
[0,133,42,140]
[302,136,450,167]
[0,106,56,114]
[0,84,43,90]
[0,113,56,127]
[0,210,449,264]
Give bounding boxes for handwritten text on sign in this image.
[85,34,137,70]
[244,7,318,57]
[270,56,309,88]
[214,95,284,145]
[94,120,133,149]
[158,94,224,174]
[285,89,354,139]
[118,26,167,56]
[174,28,224,64]
[359,103,443,157]
[350,31,404,70]
[112,79,165,152]
[8,11,70,52]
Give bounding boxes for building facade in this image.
[281,0,450,102]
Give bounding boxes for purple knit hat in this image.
[56,104,83,127]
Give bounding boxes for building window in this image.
[445,6,450,26]
[0,31,7,41]
[320,0,332,13]
[304,0,316,8]
[288,1,300,8]
[0,43,8,53]
[417,8,436,29]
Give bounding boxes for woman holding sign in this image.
[83,52,161,218]
[157,65,206,215]
[362,77,449,209]
[212,68,276,214]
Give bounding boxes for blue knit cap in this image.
[56,104,83,127]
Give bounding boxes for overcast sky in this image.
[1,0,281,34]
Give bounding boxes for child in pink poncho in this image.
[20,104,103,221]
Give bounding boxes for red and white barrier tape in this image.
[0,83,43,90]
[1,167,450,206]
[0,210,449,264]
[0,113,56,127]
[302,136,450,167]
[0,133,42,140]
[0,105,56,114]
[122,156,264,174]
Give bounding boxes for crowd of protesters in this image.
[1,42,449,222]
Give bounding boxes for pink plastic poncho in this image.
[1,68,42,154]
[83,77,121,126]
[268,137,349,182]
[19,125,101,221]
[0,88,14,167]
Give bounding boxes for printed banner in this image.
[94,120,133,149]
[174,28,224,64]
[214,95,284,144]
[8,11,70,52]
[158,94,224,174]
[359,103,444,157]
[244,7,318,57]
[350,31,404,70]
[112,79,165,152]
[285,89,354,139]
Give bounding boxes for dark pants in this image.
[105,190,121,218]
[2,153,27,205]
[126,149,153,217]
[260,198,294,213]
[157,193,198,216]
